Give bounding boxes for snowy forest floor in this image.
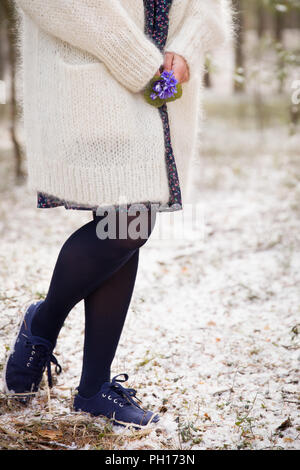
[0,94,299,450]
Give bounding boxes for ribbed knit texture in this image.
[15,0,233,208]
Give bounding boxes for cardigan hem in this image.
[28,158,171,209]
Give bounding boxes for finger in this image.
[173,66,186,84]
[172,54,190,81]
[182,70,189,83]
[178,65,190,84]
[172,67,181,84]
[164,52,174,71]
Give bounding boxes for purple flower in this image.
[153,82,162,92]
[150,70,179,101]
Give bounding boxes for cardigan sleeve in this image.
[15,0,164,93]
[165,0,234,75]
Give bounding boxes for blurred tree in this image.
[1,0,24,182]
[267,0,300,129]
[0,3,8,81]
[257,0,267,38]
[233,0,246,93]
[204,54,212,88]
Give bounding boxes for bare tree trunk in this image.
[274,9,285,43]
[0,3,8,81]
[233,0,245,93]
[204,70,211,88]
[256,1,266,39]
[274,9,286,93]
[2,0,24,183]
[253,0,267,130]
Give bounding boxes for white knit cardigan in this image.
[15,0,233,208]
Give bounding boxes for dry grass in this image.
[0,391,159,450]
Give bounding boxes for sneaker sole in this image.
[74,407,159,430]
[112,414,160,429]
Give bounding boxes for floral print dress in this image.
[37,0,182,213]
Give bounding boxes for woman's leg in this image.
[31,208,156,349]
[78,250,140,398]
[5,206,160,424]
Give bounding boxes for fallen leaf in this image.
[204,413,211,421]
[38,429,63,440]
[276,417,292,432]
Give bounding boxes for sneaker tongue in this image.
[112,384,137,407]
[30,335,54,351]
[101,381,112,391]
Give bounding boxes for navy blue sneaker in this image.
[74,374,160,429]
[3,301,62,403]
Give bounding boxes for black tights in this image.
[31,207,156,398]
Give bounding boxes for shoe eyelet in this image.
[108,395,112,400]
[119,403,124,407]
[113,399,118,404]
[26,363,31,367]
[102,393,106,398]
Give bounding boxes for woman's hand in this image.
[163,52,190,84]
